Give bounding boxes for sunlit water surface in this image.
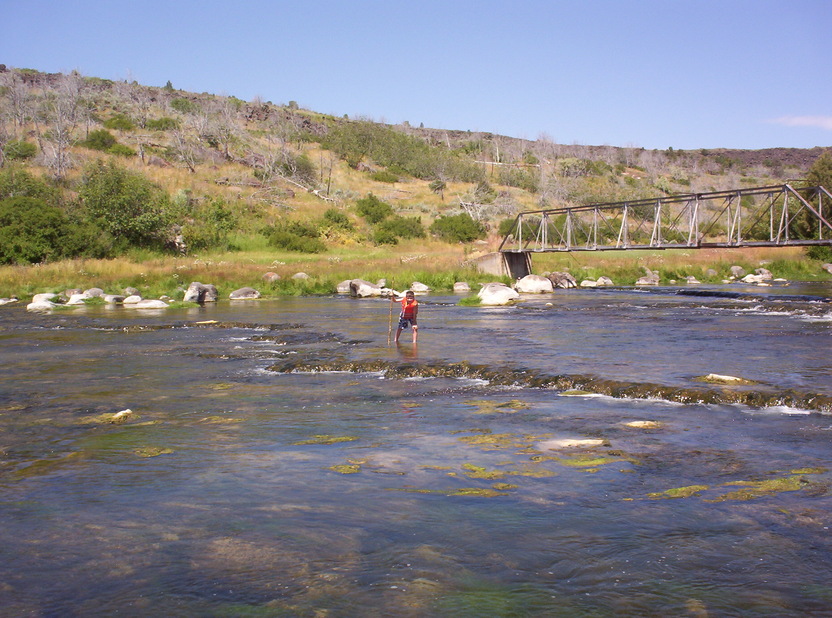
[1,283,831,616]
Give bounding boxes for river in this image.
[1,282,831,616]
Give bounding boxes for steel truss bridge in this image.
[499,184,832,256]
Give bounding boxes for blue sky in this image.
[2,0,830,150]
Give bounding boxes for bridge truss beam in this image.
[498,184,832,253]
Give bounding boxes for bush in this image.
[356,193,393,224]
[322,208,353,230]
[170,98,200,114]
[181,198,238,251]
[103,114,136,131]
[0,166,60,202]
[0,197,70,264]
[4,140,37,161]
[146,117,180,130]
[430,213,487,243]
[806,245,832,262]
[370,170,399,183]
[108,143,136,157]
[79,160,171,250]
[82,129,117,151]
[376,215,425,242]
[264,220,326,253]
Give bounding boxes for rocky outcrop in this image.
[515,274,554,293]
[478,282,520,306]
[183,282,219,303]
[229,287,261,300]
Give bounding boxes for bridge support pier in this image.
[502,251,532,279]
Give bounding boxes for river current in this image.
[1,283,831,616]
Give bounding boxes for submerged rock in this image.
[696,373,756,385]
[537,438,607,450]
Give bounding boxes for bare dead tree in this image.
[39,71,84,180]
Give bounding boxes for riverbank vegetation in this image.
[0,67,830,298]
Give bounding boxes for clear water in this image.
[1,283,831,616]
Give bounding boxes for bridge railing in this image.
[498,184,832,253]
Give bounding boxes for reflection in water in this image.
[396,341,419,360]
[0,285,830,615]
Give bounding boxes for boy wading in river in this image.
[395,290,419,344]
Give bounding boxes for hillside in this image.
[0,66,829,267]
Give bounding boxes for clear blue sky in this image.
[2,0,830,150]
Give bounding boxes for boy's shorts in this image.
[398,317,416,330]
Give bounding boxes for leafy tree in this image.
[0,197,70,264]
[181,197,238,251]
[322,208,353,230]
[430,213,487,243]
[79,161,171,250]
[356,193,393,224]
[806,151,832,189]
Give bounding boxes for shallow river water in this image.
[1,283,831,616]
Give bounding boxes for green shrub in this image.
[181,198,238,251]
[170,97,200,114]
[0,197,70,264]
[356,193,393,224]
[146,117,180,130]
[370,169,399,183]
[82,129,117,151]
[430,213,487,243]
[5,140,37,161]
[0,166,60,202]
[79,160,171,250]
[376,215,425,241]
[322,208,353,230]
[264,220,326,253]
[103,114,135,131]
[806,245,832,262]
[108,144,136,157]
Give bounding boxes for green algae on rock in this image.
[461,464,506,480]
[134,447,174,457]
[648,485,710,499]
[465,399,530,414]
[707,475,812,502]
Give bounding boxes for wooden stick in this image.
[387,293,394,345]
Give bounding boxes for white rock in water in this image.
[514,275,554,293]
[537,438,607,450]
[128,299,169,309]
[453,282,471,293]
[623,420,663,429]
[123,295,143,304]
[477,282,520,305]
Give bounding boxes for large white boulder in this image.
[514,274,554,294]
[183,282,219,303]
[128,299,169,309]
[349,279,383,297]
[478,282,520,306]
